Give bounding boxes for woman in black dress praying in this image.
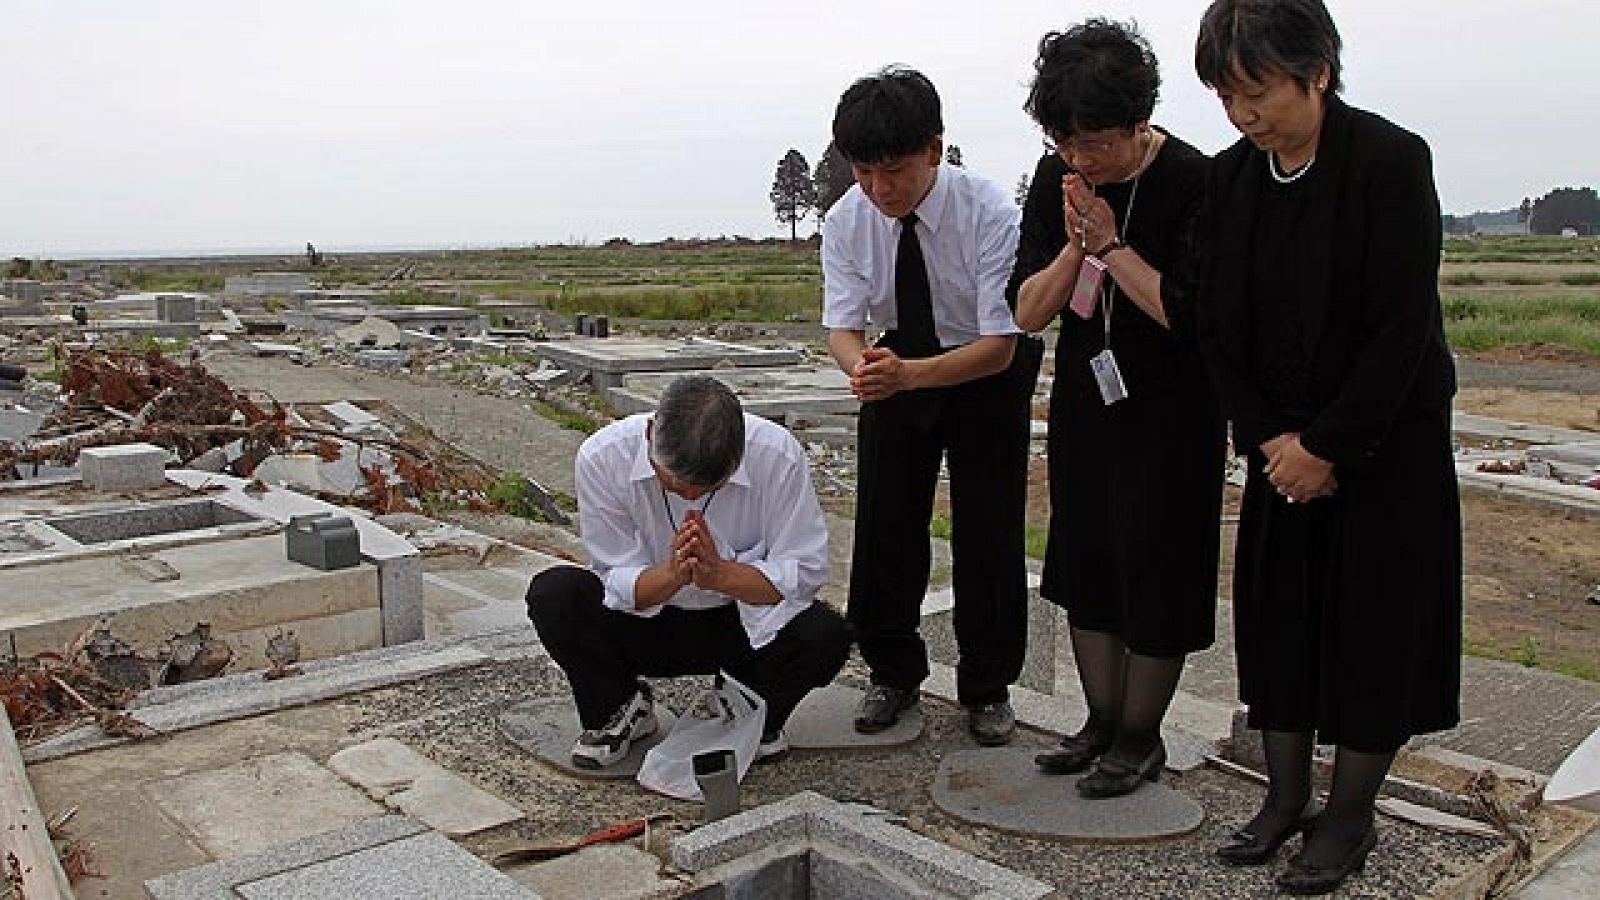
[1010,19,1225,800]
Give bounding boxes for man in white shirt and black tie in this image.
[821,66,1040,746]
[525,375,850,769]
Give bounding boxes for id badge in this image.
[1090,348,1128,405]
[1069,255,1107,319]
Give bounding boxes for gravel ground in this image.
[334,658,1513,900]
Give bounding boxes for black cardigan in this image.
[1197,95,1455,467]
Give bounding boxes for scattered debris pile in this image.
[0,625,156,746]
[0,349,528,517]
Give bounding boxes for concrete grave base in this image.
[783,684,924,750]
[498,696,678,780]
[931,747,1205,843]
[146,815,537,900]
[673,791,1052,900]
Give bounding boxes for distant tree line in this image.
[768,141,968,239]
[1529,187,1600,235]
[1443,186,1600,236]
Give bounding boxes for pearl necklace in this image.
[1268,150,1315,184]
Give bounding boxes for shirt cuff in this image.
[602,565,662,617]
[746,557,799,602]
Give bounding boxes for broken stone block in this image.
[80,442,168,491]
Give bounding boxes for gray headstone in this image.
[784,684,924,750]
[931,747,1205,843]
[498,697,677,780]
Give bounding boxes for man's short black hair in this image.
[1195,0,1343,95]
[831,66,943,165]
[1025,19,1160,138]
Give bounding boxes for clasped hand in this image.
[1063,174,1116,255]
[1262,433,1338,504]
[850,346,914,402]
[669,510,725,591]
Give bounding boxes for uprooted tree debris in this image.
[0,349,525,517]
[1,626,158,747]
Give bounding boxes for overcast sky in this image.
[3,1,1595,258]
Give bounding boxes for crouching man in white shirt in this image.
[526,375,851,769]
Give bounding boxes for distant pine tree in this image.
[770,149,817,240]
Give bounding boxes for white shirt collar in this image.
[911,165,950,236]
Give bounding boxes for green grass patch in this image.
[1441,292,1600,357]
[1463,634,1599,682]
[1561,271,1600,285]
[930,515,1048,560]
[1024,525,1049,560]
[533,400,600,434]
[550,282,820,321]
[486,472,549,520]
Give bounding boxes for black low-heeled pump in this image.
[1075,741,1166,799]
[1034,730,1113,775]
[1215,809,1316,865]
[1277,826,1378,896]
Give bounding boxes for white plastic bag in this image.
[637,672,766,801]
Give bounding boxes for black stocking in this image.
[1103,652,1183,763]
[1067,625,1124,744]
[1296,745,1394,866]
[1242,730,1315,836]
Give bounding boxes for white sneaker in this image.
[755,729,789,765]
[571,685,657,769]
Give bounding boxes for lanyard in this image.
[660,484,718,532]
[1098,174,1140,352]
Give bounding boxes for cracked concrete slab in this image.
[148,751,386,859]
[328,737,523,836]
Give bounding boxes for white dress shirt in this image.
[822,162,1022,347]
[574,413,830,650]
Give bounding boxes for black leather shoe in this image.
[1215,810,1315,865]
[966,701,1015,746]
[1076,742,1166,799]
[854,684,916,734]
[1034,729,1113,775]
[1277,827,1378,895]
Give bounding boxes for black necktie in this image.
[894,213,939,358]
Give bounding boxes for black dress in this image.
[1198,97,1462,753]
[1007,133,1225,657]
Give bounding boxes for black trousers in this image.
[848,337,1039,706]
[526,565,851,732]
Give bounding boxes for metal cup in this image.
[692,748,739,822]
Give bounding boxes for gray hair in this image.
[651,376,745,487]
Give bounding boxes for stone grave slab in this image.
[931,747,1205,843]
[146,816,428,900]
[498,696,677,780]
[328,737,524,836]
[1533,441,1600,468]
[507,843,680,900]
[784,684,924,750]
[235,831,533,900]
[607,366,855,418]
[532,336,802,389]
[147,751,386,859]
